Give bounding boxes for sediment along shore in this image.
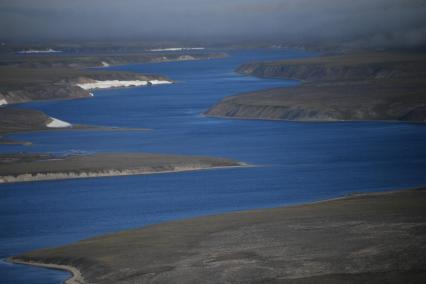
[0,153,245,183]
[11,187,426,283]
[206,52,426,122]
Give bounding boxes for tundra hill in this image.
[207,52,426,122]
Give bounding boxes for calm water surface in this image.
[1,49,426,283]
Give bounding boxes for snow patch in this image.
[77,80,172,90]
[149,47,205,52]
[89,92,94,97]
[0,99,7,106]
[18,48,62,54]
[46,117,72,128]
[149,80,174,85]
[101,61,110,67]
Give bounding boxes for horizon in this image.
[1,0,426,49]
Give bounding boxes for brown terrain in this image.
[0,67,171,105]
[206,52,426,122]
[0,49,226,105]
[11,187,426,283]
[0,152,244,183]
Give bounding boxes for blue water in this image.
[1,49,426,283]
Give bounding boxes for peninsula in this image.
[206,52,426,122]
[0,152,244,183]
[0,67,172,105]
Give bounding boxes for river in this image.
[1,49,426,283]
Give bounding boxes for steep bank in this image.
[206,79,426,122]
[0,107,150,145]
[236,52,426,82]
[0,67,172,105]
[207,52,426,122]
[0,153,244,183]
[12,187,426,284]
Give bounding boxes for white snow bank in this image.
[149,80,173,85]
[46,117,72,128]
[149,47,205,52]
[0,99,7,106]
[18,48,62,54]
[77,80,172,90]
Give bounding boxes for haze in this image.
[1,0,426,48]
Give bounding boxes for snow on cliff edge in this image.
[76,80,172,90]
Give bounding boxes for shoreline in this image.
[204,112,426,124]
[0,164,250,184]
[7,258,84,284]
[205,52,426,123]
[8,185,426,283]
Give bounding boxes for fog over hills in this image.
[1,0,426,48]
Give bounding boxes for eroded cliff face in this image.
[207,99,426,122]
[0,72,171,105]
[0,84,90,105]
[206,80,426,122]
[209,53,426,122]
[206,100,339,121]
[236,53,426,82]
[236,61,424,82]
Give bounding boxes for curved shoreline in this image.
[204,112,426,124]
[8,258,84,284]
[9,186,426,283]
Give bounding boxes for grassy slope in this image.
[207,52,426,122]
[0,152,242,181]
[0,67,170,104]
[236,52,426,81]
[0,50,225,104]
[0,52,226,69]
[0,108,53,134]
[13,187,426,284]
